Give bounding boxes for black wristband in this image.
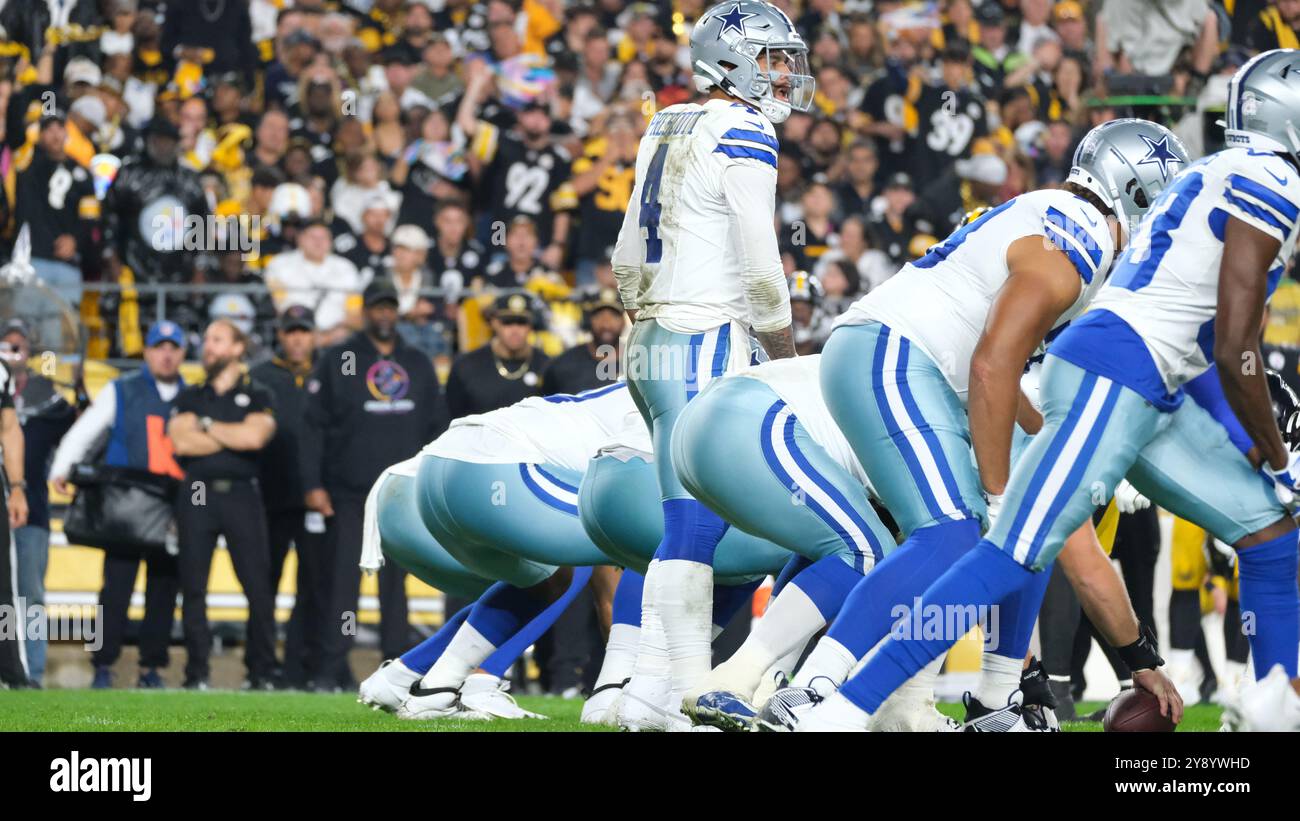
[1116,623,1163,671]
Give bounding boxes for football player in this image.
[789,117,1188,730]
[609,0,809,728]
[804,51,1300,732]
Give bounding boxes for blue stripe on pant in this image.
[415,455,608,588]
[671,376,893,573]
[821,321,984,536]
[577,448,791,582]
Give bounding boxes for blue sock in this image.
[481,567,593,677]
[1236,529,1300,679]
[839,540,1033,714]
[713,579,761,631]
[826,518,981,659]
[789,555,865,621]
[772,555,812,599]
[399,603,472,675]
[653,498,729,565]
[612,570,645,627]
[988,562,1052,661]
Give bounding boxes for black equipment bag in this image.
[62,464,179,557]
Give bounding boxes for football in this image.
[1103,688,1177,733]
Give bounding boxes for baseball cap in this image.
[392,224,432,250]
[955,153,1008,185]
[582,287,623,317]
[146,320,186,348]
[363,279,400,307]
[279,304,316,332]
[885,171,913,190]
[492,292,535,323]
[39,108,67,129]
[146,116,180,140]
[69,95,107,129]
[976,2,1005,25]
[64,57,103,87]
[1053,1,1084,21]
[1,318,30,340]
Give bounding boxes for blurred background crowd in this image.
[2,0,1300,699]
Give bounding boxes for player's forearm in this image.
[208,419,273,451]
[755,326,796,361]
[1057,525,1140,648]
[1216,342,1287,469]
[968,351,1022,495]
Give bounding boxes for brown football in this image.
[1102,688,1176,732]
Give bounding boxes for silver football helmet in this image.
[690,0,815,124]
[1066,118,1189,236]
[1223,48,1300,157]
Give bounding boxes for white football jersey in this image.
[1086,148,1300,391]
[611,98,782,334]
[835,189,1116,404]
[733,355,870,490]
[423,382,650,473]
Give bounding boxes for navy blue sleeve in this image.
[1184,364,1254,456]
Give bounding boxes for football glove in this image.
[1113,479,1150,515]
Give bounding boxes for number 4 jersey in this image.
[612,99,790,335]
[1059,147,1300,399]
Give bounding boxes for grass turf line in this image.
[0,691,1224,732]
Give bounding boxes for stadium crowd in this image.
[1,0,1299,699]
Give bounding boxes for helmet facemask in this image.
[749,43,815,123]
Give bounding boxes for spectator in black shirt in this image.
[251,306,323,688]
[169,319,279,689]
[300,280,445,686]
[542,289,625,396]
[446,292,550,419]
[333,194,394,285]
[14,112,98,337]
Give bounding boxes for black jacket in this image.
[102,156,209,283]
[251,355,315,511]
[299,333,446,497]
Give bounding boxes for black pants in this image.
[319,491,409,686]
[0,492,27,686]
[93,551,179,670]
[177,478,278,682]
[266,508,327,686]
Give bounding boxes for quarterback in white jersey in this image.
[609,0,813,731]
[793,118,1188,732]
[804,52,1300,734]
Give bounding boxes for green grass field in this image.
[0,690,1226,732]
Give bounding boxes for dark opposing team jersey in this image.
[858,66,912,181]
[905,84,989,190]
[14,146,98,260]
[428,239,487,293]
[1264,344,1300,399]
[333,233,391,285]
[472,123,577,245]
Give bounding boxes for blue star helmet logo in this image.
[716,3,757,38]
[1136,133,1182,182]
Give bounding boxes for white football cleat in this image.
[397,683,493,721]
[794,691,872,732]
[871,688,960,732]
[959,690,1057,732]
[1233,664,1300,731]
[357,659,421,713]
[755,675,836,732]
[615,674,691,732]
[459,673,548,720]
[581,680,627,725]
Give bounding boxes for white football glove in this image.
[1113,479,1150,515]
[1266,450,1300,508]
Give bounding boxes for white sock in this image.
[593,623,640,692]
[384,659,422,687]
[1167,647,1195,673]
[707,583,826,699]
[655,559,716,696]
[792,637,857,688]
[628,560,672,687]
[420,622,496,691]
[976,652,1024,707]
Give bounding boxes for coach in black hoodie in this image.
[299,279,446,687]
